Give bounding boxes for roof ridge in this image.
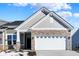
[49,11,74,30]
[15,7,73,30]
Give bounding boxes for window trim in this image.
[6,33,17,45]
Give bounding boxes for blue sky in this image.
[0,3,79,33]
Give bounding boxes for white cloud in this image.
[30,3,72,11]
[8,3,28,7]
[8,3,72,11]
[8,3,73,20]
[57,11,72,18]
[74,13,79,18]
[62,3,71,10]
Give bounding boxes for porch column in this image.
[70,37,72,50]
[31,36,35,51]
[66,36,72,50]
[4,30,8,50]
[2,32,5,50]
[16,31,20,51]
[31,31,35,51]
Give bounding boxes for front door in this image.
[20,32,31,50]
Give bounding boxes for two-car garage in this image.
[35,36,66,50]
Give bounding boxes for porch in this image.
[16,31,32,51]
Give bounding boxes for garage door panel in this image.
[35,36,66,50]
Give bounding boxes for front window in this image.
[7,35,12,40]
[13,35,16,44]
[13,35,16,40]
[7,34,17,45]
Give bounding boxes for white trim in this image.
[50,12,73,30]
[16,29,28,32]
[15,10,44,30]
[32,28,67,30]
[17,31,20,42]
[2,32,4,50]
[5,31,7,46]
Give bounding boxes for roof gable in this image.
[15,7,73,31]
[31,13,67,30]
[49,12,73,30]
[15,7,49,30]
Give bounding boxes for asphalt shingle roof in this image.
[3,21,24,26]
[0,21,24,29]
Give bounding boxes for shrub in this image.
[27,51,36,56]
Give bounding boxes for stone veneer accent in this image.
[16,42,20,51]
[32,30,71,36]
[0,45,8,51]
[31,38,35,51]
[0,45,3,50]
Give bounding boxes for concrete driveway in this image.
[36,50,79,56]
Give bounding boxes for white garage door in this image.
[35,36,66,50]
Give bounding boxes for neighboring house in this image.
[72,29,79,50]
[0,20,8,50]
[0,21,24,50]
[0,20,8,26]
[0,7,73,51]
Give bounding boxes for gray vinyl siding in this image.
[6,30,16,33]
[34,15,65,28]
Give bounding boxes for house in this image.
[72,29,79,50]
[0,20,8,26]
[0,7,73,51]
[0,21,24,50]
[0,20,8,50]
